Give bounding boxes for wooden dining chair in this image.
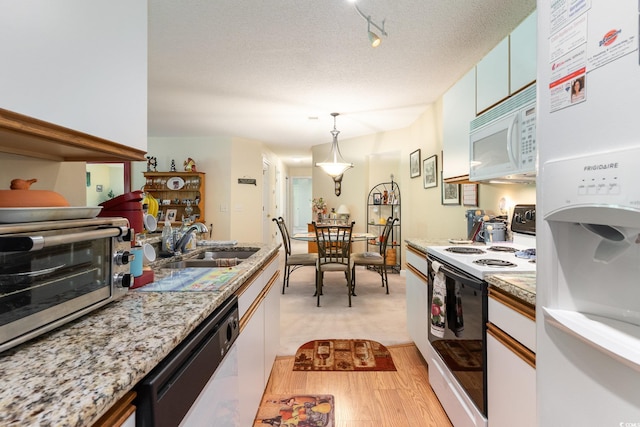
[272,217,317,294]
[313,221,355,307]
[351,217,398,295]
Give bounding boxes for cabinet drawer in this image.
[406,246,427,276]
[488,289,536,352]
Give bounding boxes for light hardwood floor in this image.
[257,343,453,426]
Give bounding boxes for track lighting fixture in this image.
[351,0,387,47]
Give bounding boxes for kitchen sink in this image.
[160,248,259,269]
[195,249,259,260]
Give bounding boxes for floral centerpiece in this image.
[312,197,327,222]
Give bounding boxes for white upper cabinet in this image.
[0,1,147,153]
[475,10,537,114]
[442,68,476,180]
[476,37,509,114]
[510,11,537,95]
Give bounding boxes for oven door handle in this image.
[0,226,128,252]
[427,256,485,289]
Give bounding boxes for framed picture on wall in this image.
[441,173,460,205]
[422,154,437,189]
[410,149,421,178]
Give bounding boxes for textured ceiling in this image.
[148,0,536,165]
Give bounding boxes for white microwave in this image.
[469,84,537,183]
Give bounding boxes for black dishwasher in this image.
[136,295,239,427]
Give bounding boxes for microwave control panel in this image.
[519,103,536,168]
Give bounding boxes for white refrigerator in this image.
[536,0,640,425]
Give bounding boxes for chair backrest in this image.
[312,221,355,266]
[272,217,291,256]
[379,217,399,255]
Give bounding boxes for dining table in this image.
[291,232,377,242]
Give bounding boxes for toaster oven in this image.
[0,217,134,352]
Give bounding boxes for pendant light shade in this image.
[315,113,353,178]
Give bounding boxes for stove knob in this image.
[113,272,132,288]
[525,210,535,221]
[513,213,523,224]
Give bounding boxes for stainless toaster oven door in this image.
[0,222,131,351]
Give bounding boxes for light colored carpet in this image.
[278,244,411,356]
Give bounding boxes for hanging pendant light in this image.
[315,112,353,178]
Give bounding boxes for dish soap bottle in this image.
[161,219,173,254]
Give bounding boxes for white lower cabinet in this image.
[263,272,280,385]
[406,275,428,359]
[405,247,429,360]
[487,289,536,427]
[487,332,535,426]
[237,254,280,426]
[238,302,266,426]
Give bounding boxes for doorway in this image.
[291,177,312,235]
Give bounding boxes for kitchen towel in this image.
[430,260,446,338]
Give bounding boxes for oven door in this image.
[427,254,488,421]
[0,224,131,351]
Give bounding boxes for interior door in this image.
[262,159,271,243]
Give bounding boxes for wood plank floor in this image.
[256,343,453,426]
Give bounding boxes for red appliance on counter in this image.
[98,191,144,234]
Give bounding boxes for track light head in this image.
[367,20,381,47]
[353,2,387,48]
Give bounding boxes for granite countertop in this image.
[486,273,536,306]
[405,237,455,253]
[0,242,280,427]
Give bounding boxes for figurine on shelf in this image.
[170,159,177,172]
[146,156,157,172]
[184,157,197,172]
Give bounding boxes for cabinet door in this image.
[405,248,429,361]
[442,67,476,180]
[406,268,429,360]
[487,331,536,427]
[510,11,537,94]
[476,37,509,114]
[263,267,280,385]
[238,303,265,427]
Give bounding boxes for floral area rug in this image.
[293,339,396,371]
[253,394,335,427]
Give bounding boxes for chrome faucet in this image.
[173,222,209,254]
